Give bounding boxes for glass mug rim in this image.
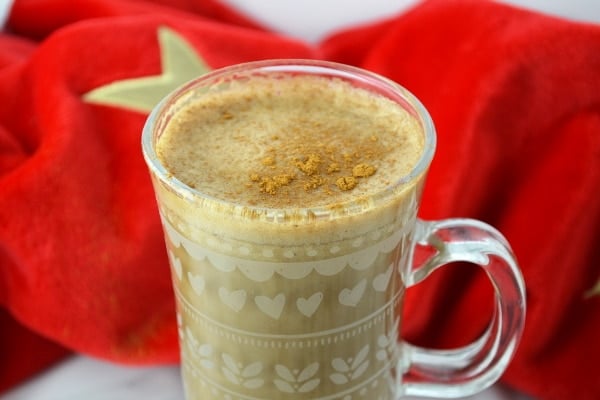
[141,58,436,221]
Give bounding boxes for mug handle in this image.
[400,218,526,398]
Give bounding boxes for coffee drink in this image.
[152,71,426,399]
[144,60,526,400]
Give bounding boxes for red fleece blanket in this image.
[1,1,599,399]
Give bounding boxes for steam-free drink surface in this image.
[152,72,427,400]
[156,75,424,209]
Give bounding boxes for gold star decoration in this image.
[584,278,600,299]
[84,26,210,113]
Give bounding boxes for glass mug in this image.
[142,59,526,399]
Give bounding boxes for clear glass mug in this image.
[142,59,526,399]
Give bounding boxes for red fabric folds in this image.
[1,1,598,399]
[323,4,600,399]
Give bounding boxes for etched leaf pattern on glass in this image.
[274,362,320,393]
[221,353,264,389]
[330,345,370,385]
[377,322,399,362]
[184,327,214,370]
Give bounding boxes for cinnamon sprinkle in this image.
[248,136,380,196]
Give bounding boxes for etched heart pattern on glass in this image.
[255,293,286,320]
[162,215,407,399]
[296,292,323,317]
[180,274,395,320]
[218,287,247,313]
[190,278,394,319]
[187,272,205,296]
[339,279,368,307]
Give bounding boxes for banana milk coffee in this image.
[153,72,426,399]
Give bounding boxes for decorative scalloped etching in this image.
[162,215,410,282]
[165,207,409,399]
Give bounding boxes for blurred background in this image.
[219,0,600,42]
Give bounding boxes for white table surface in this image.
[1,355,534,400]
[1,1,598,399]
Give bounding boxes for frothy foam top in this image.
[156,75,424,209]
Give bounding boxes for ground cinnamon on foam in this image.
[156,75,424,209]
[249,140,378,196]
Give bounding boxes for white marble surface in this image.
[0,1,598,399]
[1,355,533,400]
[1,357,183,400]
